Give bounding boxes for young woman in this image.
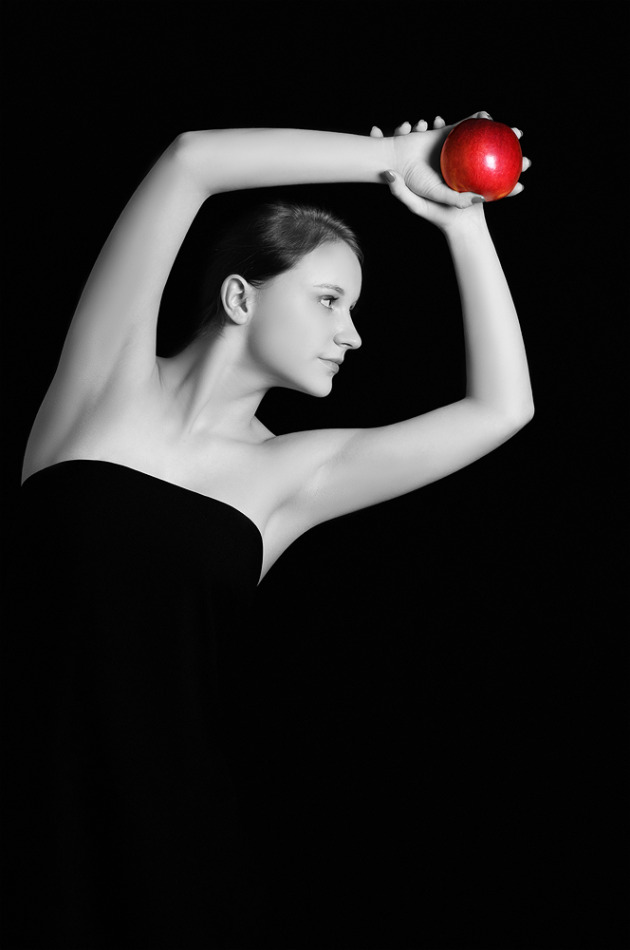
[11,113,532,948]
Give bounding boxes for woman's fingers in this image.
[384,168,483,211]
[372,122,415,137]
[373,116,458,135]
[373,115,522,146]
[522,155,532,172]
[506,182,525,198]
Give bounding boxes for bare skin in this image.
[22,114,533,582]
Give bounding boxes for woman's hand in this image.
[371,113,531,232]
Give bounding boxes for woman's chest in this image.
[53,406,271,518]
[26,384,319,579]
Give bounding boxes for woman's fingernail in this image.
[384,170,396,183]
[471,195,485,204]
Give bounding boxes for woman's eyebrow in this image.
[313,283,346,294]
[313,283,360,305]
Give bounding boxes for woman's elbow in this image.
[170,131,196,163]
[524,400,535,424]
[169,131,214,196]
[506,399,535,434]
[173,130,197,149]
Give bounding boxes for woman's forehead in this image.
[296,243,362,295]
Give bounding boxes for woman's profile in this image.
[9,113,533,948]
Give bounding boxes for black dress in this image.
[4,460,274,949]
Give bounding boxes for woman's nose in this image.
[334,315,362,351]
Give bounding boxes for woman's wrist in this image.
[441,205,490,244]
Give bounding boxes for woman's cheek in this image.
[248,306,304,373]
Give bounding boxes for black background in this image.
[2,2,628,948]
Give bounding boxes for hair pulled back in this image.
[193,200,363,341]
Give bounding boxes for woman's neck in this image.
[156,330,268,441]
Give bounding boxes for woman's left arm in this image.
[381,114,534,425]
[441,191,534,423]
[282,117,534,530]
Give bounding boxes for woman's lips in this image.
[319,358,341,372]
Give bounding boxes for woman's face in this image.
[245,241,363,396]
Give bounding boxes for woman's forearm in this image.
[177,127,394,195]
[445,215,534,425]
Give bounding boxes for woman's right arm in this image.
[177,125,491,204]
[53,122,484,389]
[27,122,481,469]
[50,124,482,383]
[54,136,206,386]
[23,136,207,472]
[178,127,392,194]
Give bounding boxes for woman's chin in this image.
[274,373,335,398]
[306,377,335,398]
[294,383,334,399]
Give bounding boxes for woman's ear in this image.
[220,274,255,326]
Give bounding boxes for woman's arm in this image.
[58,138,206,382]
[279,118,533,531]
[445,208,534,422]
[48,120,491,391]
[22,137,210,474]
[177,126,483,205]
[387,115,533,423]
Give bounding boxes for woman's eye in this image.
[320,296,338,310]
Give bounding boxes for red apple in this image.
[440,118,522,202]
